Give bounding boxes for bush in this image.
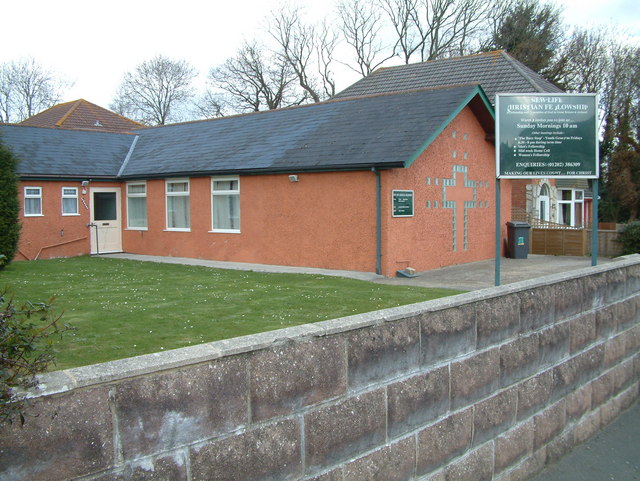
[0,139,21,270]
[1,289,71,425]
[617,221,640,255]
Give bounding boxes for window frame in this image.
[24,186,43,217]
[537,184,550,222]
[557,188,584,227]
[61,186,79,216]
[126,181,148,230]
[211,176,241,233]
[165,179,190,231]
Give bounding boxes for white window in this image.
[557,189,584,227]
[24,187,42,216]
[166,179,190,230]
[538,184,550,222]
[127,182,148,229]
[61,187,79,215]
[211,177,240,232]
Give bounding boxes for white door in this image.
[90,187,122,254]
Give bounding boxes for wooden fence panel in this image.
[530,228,586,256]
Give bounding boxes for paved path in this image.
[373,255,615,291]
[528,402,640,481]
[103,253,616,291]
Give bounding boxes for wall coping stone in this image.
[30,255,640,398]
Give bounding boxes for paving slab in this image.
[528,402,640,481]
[373,255,617,291]
[101,253,616,291]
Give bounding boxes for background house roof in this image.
[121,84,492,178]
[18,99,143,133]
[2,84,493,179]
[334,51,563,105]
[0,125,134,178]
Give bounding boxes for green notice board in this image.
[496,94,598,178]
[392,190,414,217]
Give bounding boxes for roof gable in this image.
[334,51,563,105]
[19,99,143,133]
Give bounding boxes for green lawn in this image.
[1,256,463,370]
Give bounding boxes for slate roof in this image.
[1,84,493,179]
[334,50,563,105]
[122,84,492,178]
[0,125,135,178]
[19,99,143,133]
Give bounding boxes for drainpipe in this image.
[373,167,382,275]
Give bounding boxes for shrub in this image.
[616,221,640,255]
[1,289,71,425]
[0,139,21,270]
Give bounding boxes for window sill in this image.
[24,214,44,217]
[209,230,241,234]
[164,228,191,232]
[126,227,148,231]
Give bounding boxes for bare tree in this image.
[378,0,494,64]
[205,41,306,114]
[0,67,12,123]
[191,90,224,119]
[379,0,419,64]
[413,0,493,60]
[110,55,197,125]
[317,21,339,98]
[0,58,66,123]
[269,7,338,102]
[337,0,395,76]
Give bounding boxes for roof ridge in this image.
[55,99,83,127]
[500,51,550,93]
[135,83,481,131]
[379,50,507,70]
[1,123,136,136]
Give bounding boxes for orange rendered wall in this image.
[380,106,511,275]
[16,181,120,260]
[123,106,509,277]
[18,106,509,276]
[122,171,379,273]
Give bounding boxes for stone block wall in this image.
[1,256,639,481]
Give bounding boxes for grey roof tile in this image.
[121,84,490,178]
[0,125,134,178]
[2,84,492,179]
[334,51,563,104]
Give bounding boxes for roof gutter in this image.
[117,162,404,180]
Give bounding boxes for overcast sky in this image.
[2,0,638,109]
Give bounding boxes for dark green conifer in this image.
[0,139,21,269]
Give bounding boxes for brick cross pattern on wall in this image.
[442,165,477,251]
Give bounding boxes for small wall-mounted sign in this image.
[392,190,414,217]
